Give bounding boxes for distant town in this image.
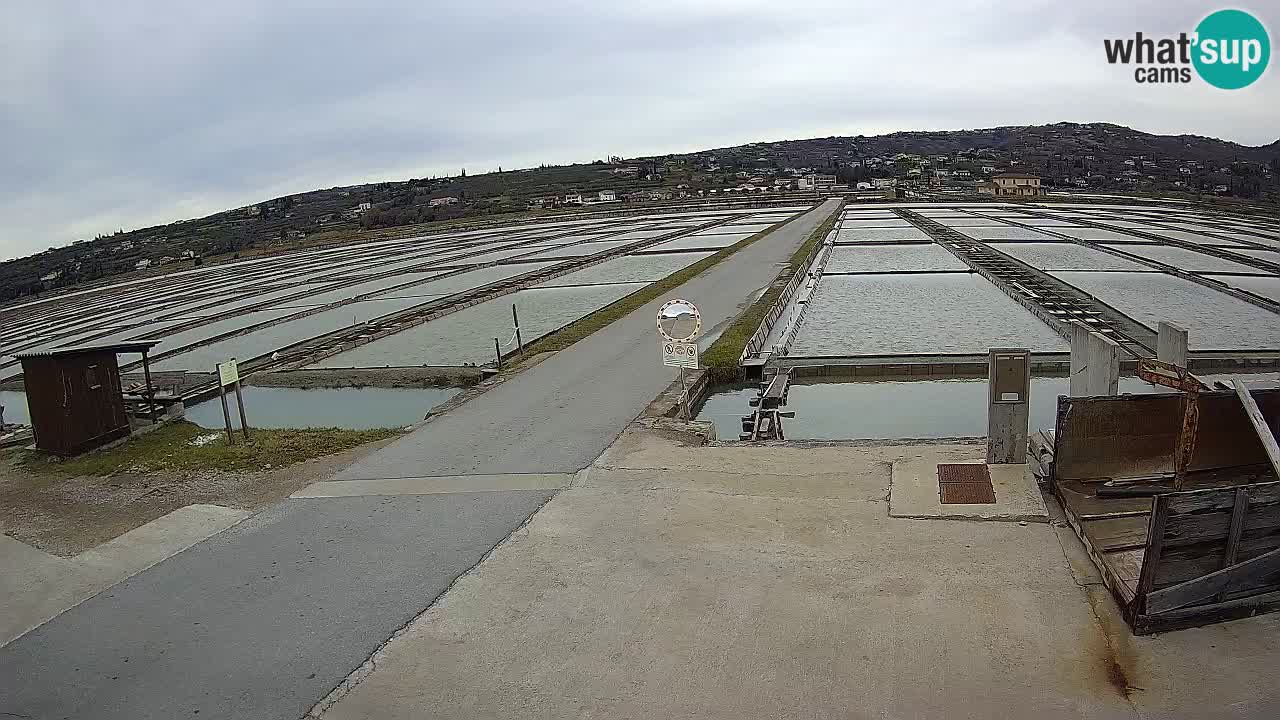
[5,121,1278,303]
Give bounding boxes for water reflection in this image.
[0,390,30,425]
[697,376,1172,441]
[185,386,460,430]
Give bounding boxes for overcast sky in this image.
[2,1,1276,260]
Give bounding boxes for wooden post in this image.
[1216,487,1250,602]
[141,349,157,423]
[233,380,250,441]
[512,304,524,355]
[1233,379,1280,480]
[1135,495,1170,616]
[218,380,234,446]
[494,338,503,370]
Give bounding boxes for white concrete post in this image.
[1157,321,1189,368]
[1085,332,1121,396]
[1069,324,1091,397]
[1069,325,1120,396]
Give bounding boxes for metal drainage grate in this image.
[938,463,996,504]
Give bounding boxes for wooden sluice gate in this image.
[740,369,793,441]
[1040,361,1280,634]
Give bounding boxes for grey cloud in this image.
[2,0,1276,259]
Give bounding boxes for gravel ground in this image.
[0,437,397,557]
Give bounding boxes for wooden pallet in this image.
[1051,388,1280,634]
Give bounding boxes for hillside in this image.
[5,122,1278,304]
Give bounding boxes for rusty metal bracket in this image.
[1136,358,1209,393]
[1136,358,1207,490]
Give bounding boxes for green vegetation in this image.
[20,421,401,476]
[518,214,810,358]
[701,206,841,370]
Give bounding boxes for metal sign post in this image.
[512,304,524,355]
[217,379,234,445]
[215,358,250,444]
[233,380,250,441]
[657,299,702,420]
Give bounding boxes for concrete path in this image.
[333,198,841,478]
[317,429,1280,720]
[0,493,554,720]
[1,504,248,646]
[0,200,840,720]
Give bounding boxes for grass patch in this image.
[700,204,842,369]
[517,211,814,357]
[20,421,401,476]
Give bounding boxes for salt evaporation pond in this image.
[790,273,1068,356]
[184,386,461,430]
[309,282,647,368]
[0,390,30,425]
[695,375,1274,441]
[1052,272,1280,350]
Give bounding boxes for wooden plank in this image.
[1145,545,1280,615]
[1165,480,1280,514]
[1154,532,1280,588]
[1057,478,1153,519]
[1055,390,1280,481]
[1222,488,1250,569]
[1162,503,1280,547]
[1055,394,1184,481]
[1217,487,1250,602]
[1135,495,1171,606]
[1104,548,1145,586]
[1055,483,1138,607]
[1135,588,1280,635]
[1082,516,1149,552]
[1234,379,1280,483]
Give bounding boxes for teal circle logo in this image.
[1193,9,1270,89]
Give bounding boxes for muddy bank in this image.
[247,366,483,389]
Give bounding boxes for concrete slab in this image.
[292,473,574,498]
[889,452,1049,522]
[316,432,1134,720]
[74,504,252,573]
[1,504,248,647]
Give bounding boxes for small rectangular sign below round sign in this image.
[217,358,240,387]
[662,341,699,369]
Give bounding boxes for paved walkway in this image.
[318,428,1280,720]
[333,198,841,478]
[0,200,841,720]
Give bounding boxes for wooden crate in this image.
[1051,389,1280,634]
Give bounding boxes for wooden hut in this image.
[14,341,159,456]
